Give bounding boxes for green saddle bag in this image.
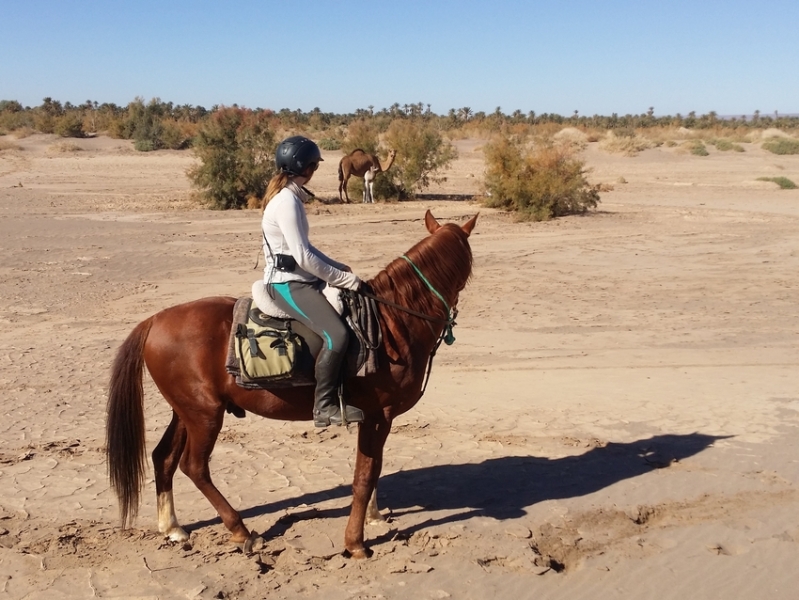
[234,312,302,383]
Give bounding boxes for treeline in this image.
[1,98,798,150]
[0,97,207,150]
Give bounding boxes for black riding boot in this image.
[313,349,364,427]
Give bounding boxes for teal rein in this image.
[401,255,456,346]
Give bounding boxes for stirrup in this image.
[314,399,364,427]
[337,403,365,425]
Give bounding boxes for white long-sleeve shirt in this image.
[261,182,360,290]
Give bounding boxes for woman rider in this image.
[260,136,365,427]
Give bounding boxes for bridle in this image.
[357,254,460,398]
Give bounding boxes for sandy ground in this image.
[1,134,798,599]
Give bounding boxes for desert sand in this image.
[1,133,798,599]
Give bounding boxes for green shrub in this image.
[317,137,341,151]
[482,136,600,221]
[0,101,32,135]
[713,138,745,152]
[762,137,799,155]
[685,140,709,156]
[380,120,457,198]
[713,139,732,151]
[127,98,164,151]
[33,113,56,134]
[187,107,276,209]
[341,119,381,156]
[757,176,797,189]
[54,113,85,138]
[599,131,655,156]
[122,97,192,150]
[134,139,156,152]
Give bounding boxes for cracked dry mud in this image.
[1,134,799,599]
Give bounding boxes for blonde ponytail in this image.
[262,172,291,212]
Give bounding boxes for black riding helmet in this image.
[275,135,323,176]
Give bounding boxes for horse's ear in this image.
[424,210,441,234]
[461,213,479,236]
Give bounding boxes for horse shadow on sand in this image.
[189,432,724,541]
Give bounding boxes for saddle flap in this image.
[248,308,291,330]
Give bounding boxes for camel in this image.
[363,165,378,204]
[338,148,396,203]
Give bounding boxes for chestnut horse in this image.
[106,210,477,558]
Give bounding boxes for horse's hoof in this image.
[166,527,189,543]
[237,531,261,554]
[343,546,373,560]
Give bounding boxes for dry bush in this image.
[0,113,32,135]
[246,195,264,210]
[0,138,22,152]
[482,135,600,221]
[341,119,381,156]
[553,127,588,151]
[694,127,749,142]
[505,122,535,137]
[719,127,755,143]
[9,126,35,139]
[584,129,604,142]
[598,131,656,156]
[639,127,687,145]
[645,126,750,145]
[444,126,471,141]
[525,122,560,140]
[33,113,57,134]
[446,120,494,141]
[761,128,791,139]
[644,127,713,145]
[159,119,197,150]
[47,141,83,153]
[54,114,85,138]
[742,128,794,143]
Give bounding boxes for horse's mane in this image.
[368,223,473,321]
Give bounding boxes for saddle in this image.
[225,294,381,391]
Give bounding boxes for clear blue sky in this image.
[2,0,797,116]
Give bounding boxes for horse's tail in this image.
[337,159,344,182]
[106,317,153,529]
